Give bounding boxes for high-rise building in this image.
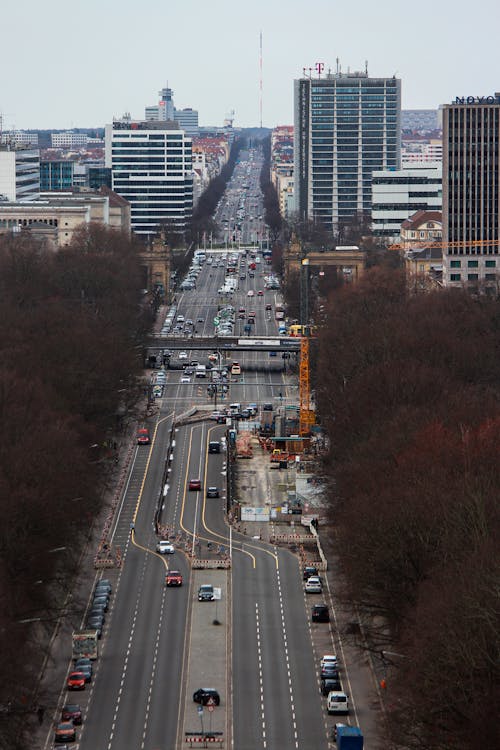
[105,117,193,238]
[0,145,40,202]
[294,68,401,234]
[145,86,175,122]
[40,159,74,191]
[173,108,199,135]
[371,162,442,239]
[442,97,500,290]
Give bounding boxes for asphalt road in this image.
[46,152,381,749]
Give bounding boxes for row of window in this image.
[449,273,497,281]
[450,259,496,268]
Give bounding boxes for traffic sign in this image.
[206,697,216,706]
[197,705,203,715]
[213,317,220,325]
[208,704,214,712]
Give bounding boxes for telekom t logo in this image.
[315,62,325,77]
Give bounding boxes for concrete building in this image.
[0,144,40,202]
[271,126,294,218]
[0,187,130,247]
[51,132,89,148]
[442,97,500,291]
[105,117,193,238]
[145,86,175,122]
[371,162,442,239]
[1,131,39,147]
[173,108,199,135]
[401,139,443,163]
[294,67,401,234]
[402,110,438,131]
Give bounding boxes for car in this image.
[327,691,349,715]
[305,576,322,594]
[74,664,92,683]
[247,317,254,325]
[303,565,319,580]
[321,678,342,695]
[320,664,340,680]
[189,478,202,491]
[231,363,241,375]
[92,595,108,611]
[311,603,330,622]
[166,570,183,586]
[321,654,338,669]
[185,319,193,326]
[206,487,220,498]
[136,428,150,445]
[184,366,195,375]
[198,584,215,601]
[88,605,106,620]
[178,351,188,360]
[193,688,220,706]
[197,317,204,323]
[157,540,175,554]
[247,290,254,297]
[86,618,103,637]
[94,581,112,597]
[67,671,86,690]
[180,375,191,384]
[61,703,82,724]
[265,303,272,311]
[54,721,76,743]
[74,657,92,674]
[177,315,185,323]
[257,290,264,296]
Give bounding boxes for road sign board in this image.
[208,704,215,712]
[213,317,220,325]
[197,705,203,715]
[206,697,216,706]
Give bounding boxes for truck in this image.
[72,630,98,660]
[275,304,285,321]
[336,725,363,749]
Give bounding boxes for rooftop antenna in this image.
[365,60,368,75]
[336,57,339,75]
[259,31,263,128]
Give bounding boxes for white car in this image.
[180,375,191,384]
[321,654,338,669]
[305,576,322,594]
[178,351,188,360]
[156,541,174,554]
[247,290,254,297]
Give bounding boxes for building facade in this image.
[51,132,89,148]
[105,118,193,238]
[0,145,40,201]
[371,162,442,239]
[442,98,500,290]
[173,108,199,135]
[294,69,401,234]
[40,159,74,191]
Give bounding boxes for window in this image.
[485,273,497,281]
[467,274,479,281]
[485,260,496,267]
[467,260,479,268]
[450,273,461,281]
[450,260,461,268]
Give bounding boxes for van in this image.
[327,691,349,714]
[230,403,241,413]
[195,365,207,378]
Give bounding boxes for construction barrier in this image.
[191,559,231,569]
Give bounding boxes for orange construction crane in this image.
[299,336,315,436]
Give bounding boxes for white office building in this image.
[51,132,89,148]
[173,108,199,135]
[0,145,40,202]
[1,131,39,147]
[105,118,193,237]
[371,162,442,239]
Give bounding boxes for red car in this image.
[67,671,86,690]
[54,721,76,742]
[166,570,183,586]
[61,703,82,724]
[248,311,256,318]
[188,478,202,491]
[257,290,264,296]
[137,428,150,445]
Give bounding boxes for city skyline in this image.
[1,0,499,131]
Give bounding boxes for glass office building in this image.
[294,70,401,234]
[40,160,74,191]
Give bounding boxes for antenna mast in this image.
[259,31,263,129]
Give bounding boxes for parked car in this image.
[198,584,215,601]
[311,603,330,622]
[54,721,76,743]
[193,688,220,706]
[303,565,319,580]
[61,703,82,724]
[67,671,86,690]
[305,576,322,594]
[321,677,341,695]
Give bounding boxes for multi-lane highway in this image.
[45,149,379,750]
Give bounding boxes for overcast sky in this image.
[1,0,499,130]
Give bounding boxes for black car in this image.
[61,703,82,724]
[303,565,319,580]
[92,595,108,611]
[321,678,342,695]
[74,657,92,674]
[88,606,106,620]
[320,665,339,680]
[311,603,330,623]
[206,487,220,498]
[193,688,220,706]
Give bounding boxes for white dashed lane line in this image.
[275,566,299,749]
